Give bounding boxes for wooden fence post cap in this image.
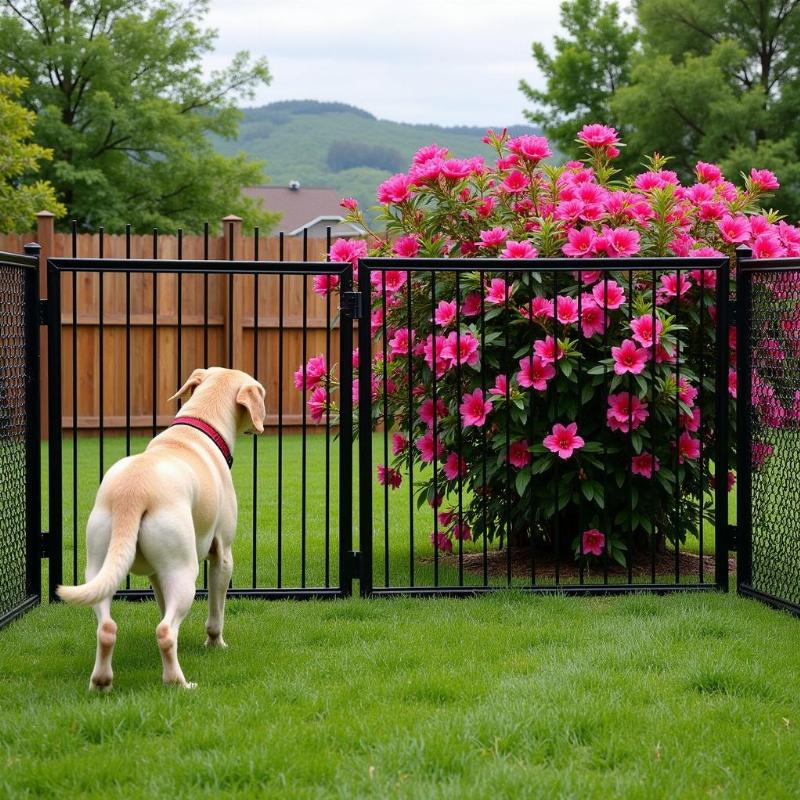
[222,215,243,223]
[36,210,56,218]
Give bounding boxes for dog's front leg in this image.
[205,540,232,648]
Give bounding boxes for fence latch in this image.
[340,291,363,319]
[39,531,49,559]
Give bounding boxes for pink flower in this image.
[688,267,718,289]
[677,432,701,463]
[389,328,415,358]
[392,235,419,258]
[660,272,693,298]
[630,314,664,348]
[579,296,606,337]
[543,422,585,459]
[418,397,449,427]
[500,170,530,193]
[501,240,538,259]
[416,431,443,463]
[294,354,327,390]
[434,300,457,327]
[412,144,448,165]
[507,134,552,161]
[460,388,492,427]
[508,440,530,469]
[577,124,619,148]
[695,162,723,184]
[377,173,413,204]
[377,464,402,489]
[478,227,510,248]
[489,374,509,397]
[516,354,555,391]
[313,274,340,296]
[340,196,359,211]
[728,368,737,398]
[452,520,472,541]
[611,339,648,375]
[677,377,698,408]
[752,233,786,259]
[607,392,649,431]
[329,237,367,268]
[562,227,596,257]
[519,296,554,320]
[592,279,626,309]
[534,336,565,364]
[441,158,472,180]
[752,442,774,468]
[430,531,453,553]
[462,293,482,316]
[391,433,408,456]
[423,334,449,377]
[603,227,641,257]
[440,331,480,369]
[443,452,468,481]
[632,452,660,478]
[717,214,750,244]
[749,168,779,191]
[486,278,513,304]
[581,529,605,557]
[307,386,328,422]
[556,295,579,325]
[477,197,496,218]
[371,270,407,293]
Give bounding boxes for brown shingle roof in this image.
[243,185,350,234]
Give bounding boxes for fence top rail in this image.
[0,249,39,269]
[46,257,345,276]
[359,255,730,273]
[739,256,800,272]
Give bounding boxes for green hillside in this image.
[212,100,544,223]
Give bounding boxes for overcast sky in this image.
[204,0,564,127]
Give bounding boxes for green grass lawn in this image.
[2,592,799,798]
[45,432,732,595]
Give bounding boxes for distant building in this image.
[243,182,364,238]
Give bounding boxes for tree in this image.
[521,0,800,220]
[0,73,64,232]
[0,1,279,232]
[519,0,638,164]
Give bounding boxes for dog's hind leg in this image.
[205,540,232,648]
[154,565,198,689]
[89,595,117,692]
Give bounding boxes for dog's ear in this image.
[236,381,266,434]
[169,368,208,402]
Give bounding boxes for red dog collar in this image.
[171,417,233,468]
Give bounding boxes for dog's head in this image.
[169,368,266,435]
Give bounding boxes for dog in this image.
[57,367,266,691]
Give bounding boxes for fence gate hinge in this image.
[38,299,49,325]
[341,291,364,319]
[39,531,49,559]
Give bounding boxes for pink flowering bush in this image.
[304,124,799,565]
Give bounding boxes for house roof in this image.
[243,185,361,235]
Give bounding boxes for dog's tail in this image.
[56,498,143,606]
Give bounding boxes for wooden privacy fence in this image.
[4,213,341,435]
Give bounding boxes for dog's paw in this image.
[89,678,113,693]
[204,635,228,649]
[183,681,198,690]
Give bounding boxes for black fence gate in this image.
[737,247,800,616]
[44,233,357,601]
[0,246,41,630]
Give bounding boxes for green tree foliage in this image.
[326,141,406,173]
[0,73,65,232]
[519,0,638,166]
[522,0,800,220]
[0,0,279,232]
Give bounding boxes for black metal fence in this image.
[0,247,41,630]
[45,229,356,601]
[737,247,800,616]
[358,256,731,596]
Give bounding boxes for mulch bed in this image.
[430,547,736,582]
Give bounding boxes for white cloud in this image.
[203,0,563,126]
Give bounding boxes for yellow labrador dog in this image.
[57,367,266,691]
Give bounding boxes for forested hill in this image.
[212,100,544,219]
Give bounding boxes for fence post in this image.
[222,215,244,370]
[36,211,55,440]
[735,244,753,591]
